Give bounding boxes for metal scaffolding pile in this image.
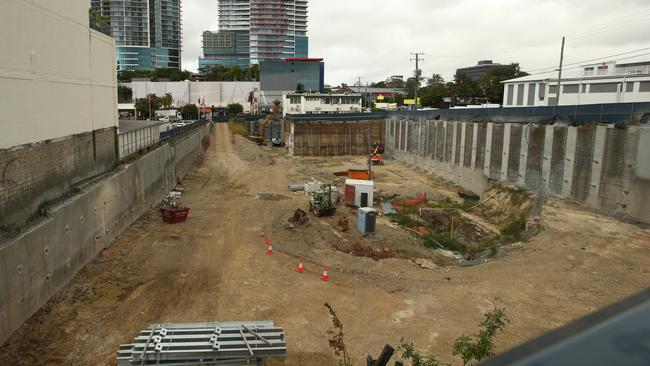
[117,321,287,366]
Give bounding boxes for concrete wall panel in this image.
[0,125,210,343]
[384,118,650,224]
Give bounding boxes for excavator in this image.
[370,142,385,165]
[250,100,283,146]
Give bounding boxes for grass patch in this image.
[423,231,474,254]
[228,121,250,138]
[428,198,475,212]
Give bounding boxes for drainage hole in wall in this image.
[80,215,85,224]
[65,225,70,234]
[44,247,49,255]
[17,264,23,274]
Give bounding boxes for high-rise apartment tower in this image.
[91,0,182,70]
[200,0,307,68]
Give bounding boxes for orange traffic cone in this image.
[322,267,329,281]
[297,260,304,273]
[267,242,273,255]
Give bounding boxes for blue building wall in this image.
[295,36,309,58]
[260,60,324,93]
[116,47,180,71]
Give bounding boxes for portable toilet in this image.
[344,179,374,207]
[357,207,377,234]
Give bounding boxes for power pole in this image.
[555,37,565,107]
[410,52,424,110]
[357,75,365,109]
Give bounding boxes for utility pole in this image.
[357,75,365,109]
[410,52,424,110]
[555,37,565,107]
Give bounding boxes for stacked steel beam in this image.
[117,321,286,365]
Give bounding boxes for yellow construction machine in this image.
[250,100,282,145]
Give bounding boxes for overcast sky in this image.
[181,0,650,86]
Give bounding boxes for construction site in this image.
[1,120,649,365]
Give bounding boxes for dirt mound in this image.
[232,134,273,164]
[472,184,533,230]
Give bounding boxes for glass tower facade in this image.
[260,59,324,93]
[203,0,308,67]
[91,0,182,70]
[198,30,251,69]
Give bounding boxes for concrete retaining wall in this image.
[0,125,211,343]
[284,119,384,156]
[1,127,118,231]
[384,118,650,224]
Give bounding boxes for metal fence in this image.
[160,120,209,140]
[119,120,209,160]
[390,102,650,124]
[118,125,160,160]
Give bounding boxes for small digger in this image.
[309,184,337,217]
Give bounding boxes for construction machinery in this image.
[309,184,336,217]
[250,100,282,145]
[370,143,384,165]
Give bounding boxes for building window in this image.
[625,82,634,93]
[581,84,587,93]
[589,83,618,93]
[290,97,301,104]
[597,65,609,75]
[584,67,594,76]
[563,84,579,94]
[538,83,546,100]
[548,85,558,94]
[516,84,525,106]
[506,84,514,105]
[639,81,650,92]
[527,83,536,106]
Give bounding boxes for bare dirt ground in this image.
[2,123,650,365]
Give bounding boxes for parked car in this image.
[160,115,180,123]
[172,121,188,128]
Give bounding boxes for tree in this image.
[203,65,260,82]
[134,94,162,119]
[476,63,528,104]
[225,103,244,118]
[118,86,133,103]
[161,93,173,108]
[419,74,448,108]
[180,104,199,120]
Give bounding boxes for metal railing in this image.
[160,120,209,140]
[389,102,650,124]
[118,124,160,160]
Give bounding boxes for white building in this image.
[502,61,650,107]
[125,81,260,112]
[282,93,363,116]
[0,0,117,149]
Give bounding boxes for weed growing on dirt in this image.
[227,121,249,138]
[399,340,442,366]
[428,198,475,212]
[400,308,509,366]
[453,308,510,365]
[325,303,352,366]
[423,232,472,254]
